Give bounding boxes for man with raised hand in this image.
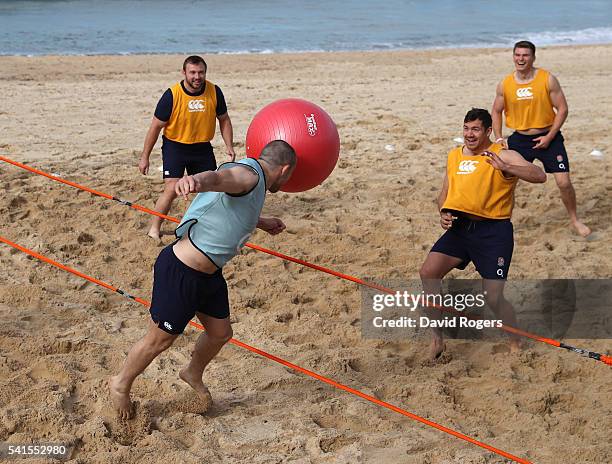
[111,140,296,419]
[420,108,546,360]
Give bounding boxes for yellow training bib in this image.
[163,80,218,144]
[502,69,555,131]
[442,143,518,219]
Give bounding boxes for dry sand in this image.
[0,46,611,463]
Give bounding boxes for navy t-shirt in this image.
[154,81,228,122]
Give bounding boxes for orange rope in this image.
[0,233,532,463]
[1,155,610,367]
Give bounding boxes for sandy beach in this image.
[0,45,611,463]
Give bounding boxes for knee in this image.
[555,177,572,191]
[145,333,175,353]
[419,263,432,280]
[420,263,442,281]
[208,326,233,345]
[163,182,178,198]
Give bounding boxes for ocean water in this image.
[0,0,611,55]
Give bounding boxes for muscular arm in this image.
[546,73,568,139]
[437,172,455,229]
[491,81,506,144]
[176,165,286,235]
[139,117,167,175]
[175,165,258,198]
[437,172,449,210]
[217,112,235,161]
[488,149,546,183]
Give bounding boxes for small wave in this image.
[502,27,612,47]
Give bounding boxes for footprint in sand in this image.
[164,388,213,415]
[77,232,95,245]
[9,197,28,208]
[421,350,453,367]
[491,343,511,355]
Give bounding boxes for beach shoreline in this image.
[2,41,612,58]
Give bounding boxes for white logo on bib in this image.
[188,99,205,112]
[457,160,479,174]
[516,87,533,100]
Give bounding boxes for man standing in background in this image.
[492,41,590,237]
[139,55,235,240]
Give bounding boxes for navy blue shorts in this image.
[508,131,569,173]
[431,216,514,280]
[150,244,230,335]
[161,136,217,179]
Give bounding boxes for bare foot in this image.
[571,220,591,237]
[147,229,162,241]
[428,338,446,361]
[179,368,213,409]
[509,338,522,353]
[108,376,134,420]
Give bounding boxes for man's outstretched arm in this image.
[487,149,546,183]
[175,166,258,198]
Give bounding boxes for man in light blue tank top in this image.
[174,156,269,268]
[110,140,297,419]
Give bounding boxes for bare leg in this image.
[179,313,233,405]
[109,319,178,419]
[420,252,463,360]
[482,279,521,352]
[147,178,179,240]
[553,172,591,237]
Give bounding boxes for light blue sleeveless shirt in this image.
[175,158,266,268]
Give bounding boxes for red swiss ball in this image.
[246,98,340,193]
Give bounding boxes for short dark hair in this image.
[183,55,207,71]
[513,40,536,55]
[464,108,492,129]
[259,140,297,168]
